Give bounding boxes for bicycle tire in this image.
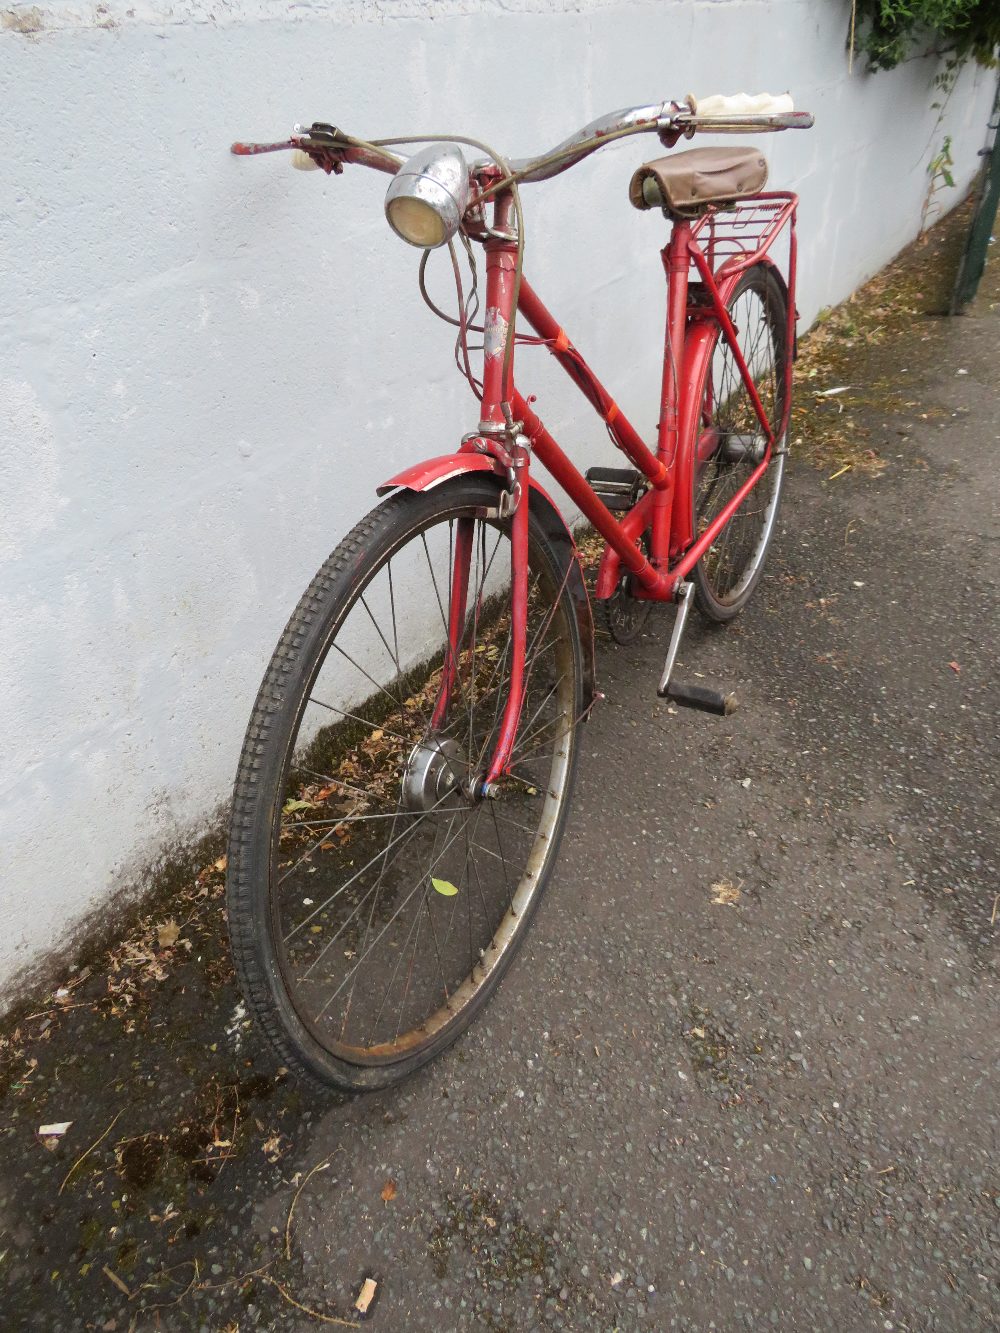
[691,262,789,622]
[226,475,584,1092]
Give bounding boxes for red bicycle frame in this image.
[403,186,799,784]
[233,121,803,790]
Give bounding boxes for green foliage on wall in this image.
[852,1,1000,72]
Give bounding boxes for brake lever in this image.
[230,125,346,174]
[656,119,693,150]
[231,124,399,177]
[663,110,814,139]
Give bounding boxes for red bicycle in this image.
[227,94,813,1091]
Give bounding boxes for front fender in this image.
[378,455,597,714]
[376,453,500,497]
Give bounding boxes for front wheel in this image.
[692,263,789,622]
[226,477,585,1092]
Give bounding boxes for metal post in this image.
[951,72,1000,314]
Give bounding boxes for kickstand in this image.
[657,582,693,698]
[656,582,737,716]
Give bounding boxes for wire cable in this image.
[366,132,528,417]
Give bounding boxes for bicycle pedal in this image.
[584,466,644,512]
[659,680,738,716]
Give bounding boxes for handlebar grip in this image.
[688,92,794,117]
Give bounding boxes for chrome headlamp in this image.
[384,143,471,249]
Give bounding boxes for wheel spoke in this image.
[313,812,472,1022]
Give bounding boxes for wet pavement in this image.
[1,216,997,1331]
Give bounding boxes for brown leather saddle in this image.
[629,146,768,217]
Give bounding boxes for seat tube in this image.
[654,219,691,567]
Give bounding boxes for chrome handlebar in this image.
[505,99,814,185]
[231,98,814,185]
[505,102,678,183]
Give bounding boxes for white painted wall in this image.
[0,0,993,1004]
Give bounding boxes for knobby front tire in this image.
[226,477,584,1092]
[692,262,789,622]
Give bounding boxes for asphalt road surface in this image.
[2,251,997,1332]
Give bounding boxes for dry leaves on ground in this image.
[710,880,742,907]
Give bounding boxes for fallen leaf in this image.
[355,1277,378,1314]
[213,855,227,873]
[710,880,742,906]
[432,877,459,897]
[948,661,961,674]
[380,1179,397,1203]
[157,921,180,949]
[102,1265,133,1298]
[282,798,316,816]
[262,1134,285,1162]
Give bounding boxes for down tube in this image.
[511,390,664,594]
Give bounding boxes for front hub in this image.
[401,734,468,813]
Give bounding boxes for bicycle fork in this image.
[431,198,533,794]
[426,434,530,795]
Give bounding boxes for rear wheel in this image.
[692,263,789,621]
[226,477,584,1091]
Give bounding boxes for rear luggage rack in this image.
[691,193,796,277]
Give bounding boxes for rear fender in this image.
[379,454,597,713]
